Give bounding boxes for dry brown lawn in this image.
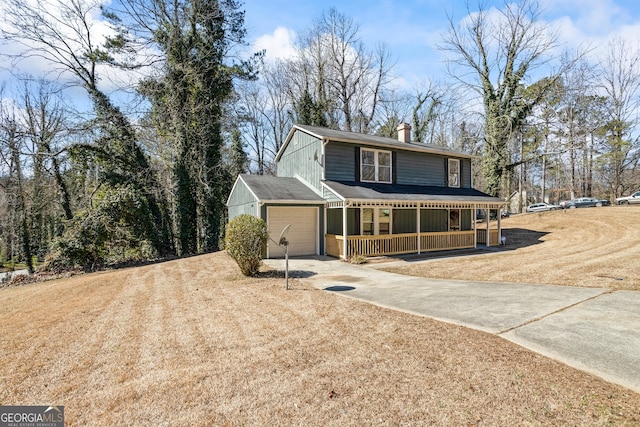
[382,205,640,290]
[1,249,640,425]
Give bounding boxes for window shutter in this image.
[460,160,464,188]
[444,158,448,187]
[392,151,397,184]
[355,146,361,182]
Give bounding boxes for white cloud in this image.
[252,27,297,61]
[0,0,118,81]
[547,5,640,65]
[543,0,630,35]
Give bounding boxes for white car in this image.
[526,202,560,213]
[616,191,640,205]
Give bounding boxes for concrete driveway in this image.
[263,256,640,394]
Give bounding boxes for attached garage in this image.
[226,174,326,259]
[267,206,318,257]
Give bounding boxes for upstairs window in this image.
[361,148,392,183]
[448,158,460,188]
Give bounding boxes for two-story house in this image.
[227,123,504,259]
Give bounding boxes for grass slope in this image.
[384,206,640,290]
[1,250,639,425]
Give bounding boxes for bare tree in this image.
[596,37,640,198]
[233,79,273,175]
[440,0,563,197]
[286,8,393,133]
[0,100,33,272]
[555,57,598,199]
[1,0,173,259]
[262,60,295,157]
[21,81,73,224]
[233,60,293,174]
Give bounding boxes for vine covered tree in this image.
[1,0,173,267]
[441,0,563,197]
[117,0,258,255]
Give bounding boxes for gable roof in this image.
[323,180,503,204]
[235,174,325,204]
[276,124,476,163]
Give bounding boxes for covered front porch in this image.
[324,201,503,259]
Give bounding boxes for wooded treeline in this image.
[1,0,638,270]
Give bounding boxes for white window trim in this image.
[361,148,392,184]
[448,158,460,188]
[361,207,392,235]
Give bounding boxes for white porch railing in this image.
[326,231,480,259]
[476,228,500,246]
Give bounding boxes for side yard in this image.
[382,206,640,290]
[0,251,639,425]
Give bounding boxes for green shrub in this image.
[44,185,159,272]
[225,214,269,276]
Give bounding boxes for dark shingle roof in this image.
[323,180,503,204]
[276,124,476,161]
[240,174,325,203]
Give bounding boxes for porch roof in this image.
[323,180,504,205]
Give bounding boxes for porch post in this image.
[417,205,421,254]
[342,203,348,260]
[473,205,477,248]
[486,208,490,247]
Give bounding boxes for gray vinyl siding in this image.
[279,134,473,190]
[326,208,342,235]
[326,142,447,186]
[347,208,360,235]
[396,151,445,186]
[327,205,365,235]
[393,209,417,233]
[462,158,472,188]
[277,130,324,191]
[325,141,471,188]
[227,179,258,220]
[461,209,472,230]
[323,186,342,203]
[325,142,355,182]
[396,154,471,187]
[421,209,448,232]
[328,207,471,235]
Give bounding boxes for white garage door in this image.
[267,207,318,257]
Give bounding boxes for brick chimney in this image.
[397,123,411,143]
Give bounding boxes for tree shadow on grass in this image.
[372,228,550,264]
[501,228,549,250]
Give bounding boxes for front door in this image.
[449,209,460,231]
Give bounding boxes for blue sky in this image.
[2,0,640,101]
[241,0,640,89]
